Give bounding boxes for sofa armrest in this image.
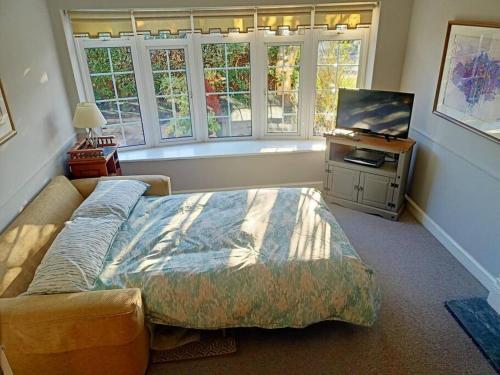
[0,288,145,355]
[71,175,171,198]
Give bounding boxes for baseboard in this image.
[405,195,498,294]
[173,181,324,194]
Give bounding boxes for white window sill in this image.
[118,139,326,163]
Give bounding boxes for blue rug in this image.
[445,298,500,374]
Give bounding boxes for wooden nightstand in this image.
[68,137,122,179]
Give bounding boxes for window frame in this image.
[193,32,258,142]
[74,37,152,150]
[72,22,372,149]
[257,31,310,139]
[138,37,199,147]
[309,27,371,138]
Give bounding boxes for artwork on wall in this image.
[0,79,16,145]
[434,21,500,143]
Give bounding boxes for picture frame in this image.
[433,21,500,143]
[0,79,16,145]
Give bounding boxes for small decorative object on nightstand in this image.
[67,136,122,179]
[72,102,107,148]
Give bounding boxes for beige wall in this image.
[0,0,75,231]
[400,0,500,282]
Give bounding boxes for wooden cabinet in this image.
[68,137,122,179]
[324,133,415,220]
[327,166,360,202]
[358,173,395,210]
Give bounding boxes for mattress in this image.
[94,187,380,328]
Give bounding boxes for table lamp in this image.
[72,102,107,148]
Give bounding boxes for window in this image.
[314,39,361,135]
[202,43,252,138]
[70,7,373,148]
[148,48,193,139]
[84,46,145,147]
[266,44,301,134]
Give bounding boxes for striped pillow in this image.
[71,179,149,221]
[25,216,123,295]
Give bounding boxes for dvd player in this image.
[344,149,385,168]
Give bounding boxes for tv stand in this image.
[323,133,415,220]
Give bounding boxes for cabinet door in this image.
[358,173,394,209]
[331,167,360,202]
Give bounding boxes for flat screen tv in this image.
[336,89,414,139]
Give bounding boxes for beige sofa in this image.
[0,175,171,374]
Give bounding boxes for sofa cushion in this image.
[71,180,149,221]
[25,216,123,295]
[72,175,171,198]
[0,288,144,354]
[0,176,84,298]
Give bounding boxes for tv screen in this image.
[336,89,414,138]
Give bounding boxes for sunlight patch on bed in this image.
[288,188,331,261]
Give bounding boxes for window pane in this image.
[266,44,301,134]
[168,49,186,70]
[171,72,188,94]
[314,40,361,135]
[148,48,193,140]
[84,46,146,147]
[96,101,120,124]
[119,100,141,122]
[208,116,229,138]
[160,120,175,138]
[206,94,229,116]
[115,74,137,97]
[101,125,125,146]
[172,96,190,117]
[227,43,250,67]
[229,94,251,136]
[86,48,110,74]
[110,47,133,72]
[228,69,250,92]
[315,91,336,114]
[202,44,225,68]
[204,69,227,93]
[176,118,193,137]
[153,73,171,96]
[91,75,114,100]
[156,98,173,120]
[202,42,252,138]
[150,49,169,70]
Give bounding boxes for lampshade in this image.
[73,102,107,129]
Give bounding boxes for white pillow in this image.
[71,179,149,221]
[25,216,123,295]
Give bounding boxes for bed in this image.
[26,180,380,330]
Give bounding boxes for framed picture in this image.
[433,21,500,143]
[0,79,16,145]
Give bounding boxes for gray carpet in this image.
[148,204,495,374]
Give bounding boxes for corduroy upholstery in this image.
[0,174,171,374]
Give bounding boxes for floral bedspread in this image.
[95,188,380,328]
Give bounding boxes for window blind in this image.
[193,9,254,33]
[69,3,376,38]
[314,4,375,29]
[256,7,312,31]
[69,11,133,38]
[134,11,191,36]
